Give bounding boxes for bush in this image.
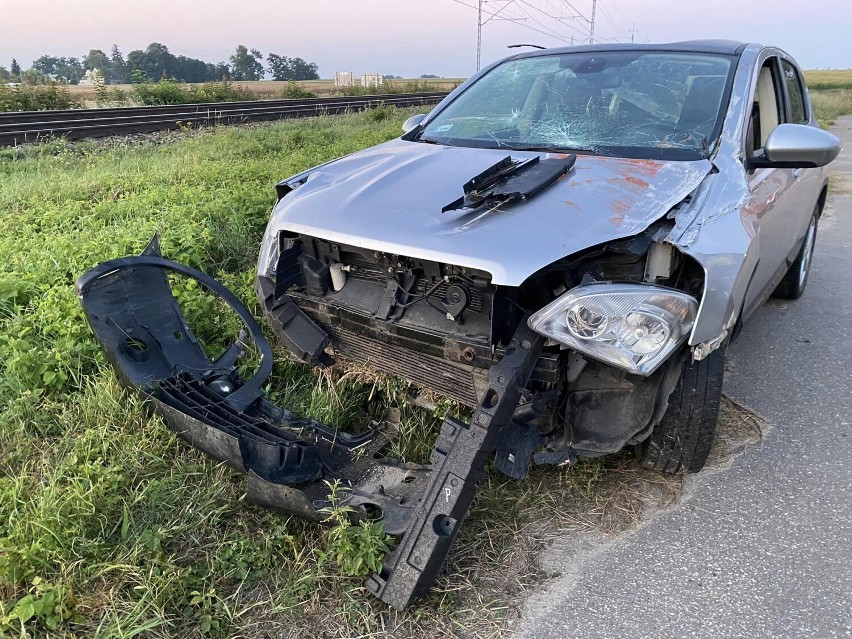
[0,83,82,112]
[361,105,395,122]
[131,79,254,106]
[281,82,316,99]
[340,79,450,96]
[131,79,189,105]
[193,81,253,103]
[94,72,130,107]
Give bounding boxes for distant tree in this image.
[125,50,146,80]
[55,58,85,84]
[10,58,20,78]
[211,62,230,80]
[32,55,60,77]
[20,68,50,84]
[84,49,111,72]
[0,66,9,82]
[143,42,173,78]
[266,54,319,81]
[31,56,84,83]
[130,69,148,84]
[110,44,124,67]
[420,74,440,78]
[109,44,129,82]
[229,45,264,81]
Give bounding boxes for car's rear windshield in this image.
[417,51,735,160]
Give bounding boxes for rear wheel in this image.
[633,347,725,474]
[773,207,818,300]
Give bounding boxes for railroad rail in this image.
[0,92,450,146]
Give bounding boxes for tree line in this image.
[0,44,320,84]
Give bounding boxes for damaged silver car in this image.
[78,40,840,609]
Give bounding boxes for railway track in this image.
[0,92,449,147]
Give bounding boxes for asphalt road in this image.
[513,116,852,639]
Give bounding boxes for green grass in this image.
[0,107,621,638]
[804,69,852,91]
[810,88,852,127]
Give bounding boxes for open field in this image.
[803,69,852,91]
[803,70,852,127]
[1,86,851,638]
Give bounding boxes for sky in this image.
[1,0,849,77]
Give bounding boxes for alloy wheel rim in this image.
[799,220,816,288]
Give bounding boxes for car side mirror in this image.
[751,123,841,169]
[401,113,426,134]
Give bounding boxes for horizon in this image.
[1,0,849,77]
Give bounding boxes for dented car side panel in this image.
[670,44,830,348]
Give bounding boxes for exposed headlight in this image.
[528,283,698,375]
[257,225,280,279]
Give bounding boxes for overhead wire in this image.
[451,0,636,49]
[451,0,574,43]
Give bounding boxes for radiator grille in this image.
[325,324,480,406]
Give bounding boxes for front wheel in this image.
[633,347,725,474]
[773,207,818,300]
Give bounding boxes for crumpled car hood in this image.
[267,139,712,286]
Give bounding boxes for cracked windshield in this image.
[418,51,733,159]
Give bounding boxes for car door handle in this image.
[793,168,803,180]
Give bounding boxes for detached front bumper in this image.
[77,238,543,609]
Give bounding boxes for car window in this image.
[417,51,734,160]
[781,60,807,123]
[748,59,782,153]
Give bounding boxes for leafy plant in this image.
[361,104,395,123]
[0,83,82,112]
[320,480,391,576]
[131,79,253,105]
[281,82,316,99]
[0,577,79,633]
[94,71,129,107]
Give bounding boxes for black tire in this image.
[633,347,725,474]
[772,207,819,300]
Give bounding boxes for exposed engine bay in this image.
[257,211,705,459]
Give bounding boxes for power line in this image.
[515,0,591,40]
[454,0,579,69]
[596,1,630,38]
[452,0,636,69]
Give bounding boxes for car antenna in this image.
[507,43,546,50]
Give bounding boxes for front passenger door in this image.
[741,55,799,320]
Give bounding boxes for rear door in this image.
[778,57,823,252]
